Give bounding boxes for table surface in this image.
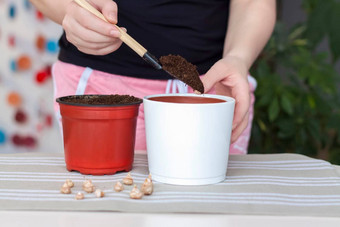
[2,211,340,227]
[1,152,340,227]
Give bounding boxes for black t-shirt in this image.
[58,0,230,80]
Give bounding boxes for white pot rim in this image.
[143,93,235,105]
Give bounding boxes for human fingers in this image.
[66,34,116,49]
[66,33,122,54]
[228,76,250,131]
[73,28,127,55]
[231,111,249,143]
[63,1,123,55]
[64,16,119,45]
[201,60,229,93]
[215,82,249,143]
[65,1,120,38]
[214,78,250,143]
[96,0,119,24]
[76,38,123,55]
[64,17,122,55]
[202,59,250,129]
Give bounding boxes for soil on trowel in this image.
[59,94,142,105]
[159,54,204,94]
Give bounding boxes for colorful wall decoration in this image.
[0,0,63,153]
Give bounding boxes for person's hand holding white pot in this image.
[201,55,251,143]
[62,0,124,55]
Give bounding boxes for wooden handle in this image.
[73,0,147,57]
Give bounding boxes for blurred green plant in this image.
[249,0,340,164]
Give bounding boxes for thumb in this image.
[96,0,118,24]
[201,61,227,93]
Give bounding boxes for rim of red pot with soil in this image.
[56,94,143,107]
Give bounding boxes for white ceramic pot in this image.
[143,94,235,185]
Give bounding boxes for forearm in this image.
[29,0,71,24]
[223,0,276,70]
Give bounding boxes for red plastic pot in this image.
[57,95,142,175]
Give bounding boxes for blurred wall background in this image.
[0,0,63,153]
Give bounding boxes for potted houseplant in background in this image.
[249,0,340,164]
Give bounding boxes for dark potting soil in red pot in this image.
[57,95,142,175]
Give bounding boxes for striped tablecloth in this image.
[1,152,340,217]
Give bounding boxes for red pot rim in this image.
[56,95,143,107]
